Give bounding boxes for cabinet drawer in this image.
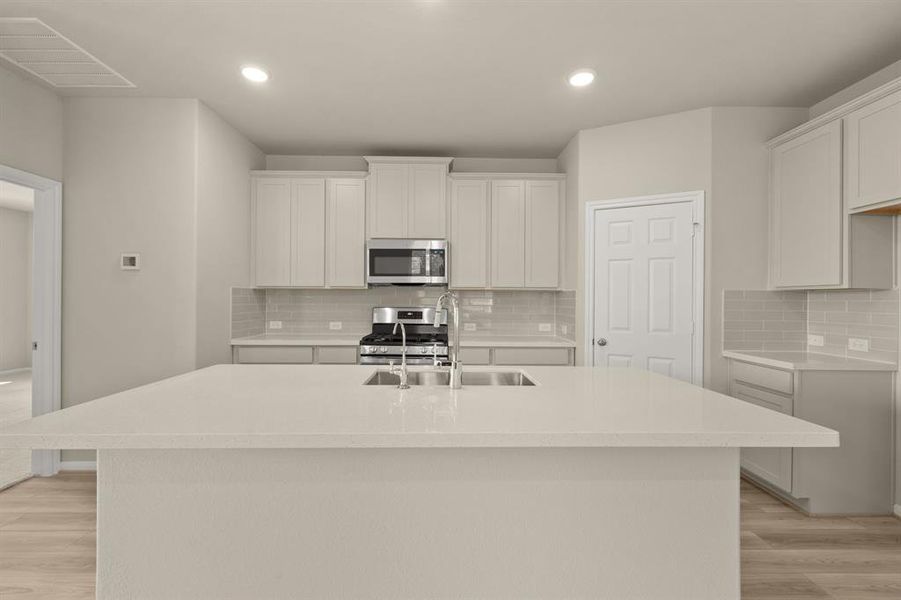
[317,346,358,364]
[730,382,793,415]
[236,346,313,364]
[731,361,793,395]
[493,347,571,366]
[458,348,491,365]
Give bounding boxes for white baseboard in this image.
[59,460,96,472]
[894,504,901,519]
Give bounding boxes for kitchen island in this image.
[0,365,837,599]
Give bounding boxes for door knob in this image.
[596,338,608,346]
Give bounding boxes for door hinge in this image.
[691,222,700,237]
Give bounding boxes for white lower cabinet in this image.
[727,358,893,514]
[253,174,366,288]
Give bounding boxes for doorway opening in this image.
[0,164,62,487]
[584,191,704,384]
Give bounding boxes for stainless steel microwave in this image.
[366,239,448,286]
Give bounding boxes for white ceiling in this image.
[0,180,34,212]
[2,1,901,157]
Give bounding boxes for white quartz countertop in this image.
[231,334,576,348]
[723,350,897,371]
[0,365,837,450]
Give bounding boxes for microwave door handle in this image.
[425,250,431,279]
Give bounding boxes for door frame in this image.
[0,164,62,476]
[584,191,705,385]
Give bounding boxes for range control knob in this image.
[379,346,388,353]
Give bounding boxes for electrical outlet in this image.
[268,321,282,330]
[329,321,342,331]
[561,324,568,336]
[463,323,477,332]
[469,298,494,306]
[538,323,552,333]
[848,337,869,352]
[807,334,824,347]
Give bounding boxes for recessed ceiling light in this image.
[568,69,596,88]
[241,65,269,83]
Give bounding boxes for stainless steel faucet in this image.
[434,291,462,389]
[389,321,409,389]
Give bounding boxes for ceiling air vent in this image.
[0,17,134,88]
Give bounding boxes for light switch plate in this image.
[329,321,343,330]
[561,325,568,336]
[538,323,552,333]
[268,321,282,330]
[807,334,824,347]
[848,337,869,352]
[463,323,477,332]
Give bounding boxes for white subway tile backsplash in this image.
[723,288,899,364]
[231,287,577,341]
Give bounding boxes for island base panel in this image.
[97,447,740,599]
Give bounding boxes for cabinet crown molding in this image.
[449,172,565,181]
[364,156,454,167]
[251,170,368,179]
[767,74,901,148]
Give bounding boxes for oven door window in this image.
[370,249,429,277]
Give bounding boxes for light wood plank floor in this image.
[0,474,898,599]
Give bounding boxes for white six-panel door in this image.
[592,201,696,382]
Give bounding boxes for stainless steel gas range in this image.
[359,307,449,365]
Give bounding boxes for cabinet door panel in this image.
[368,164,407,238]
[845,90,901,210]
[731,382,793,492]
[291,179,326,287]
[771,121,842,288]
[490,180,526,288]
[450,179,489,287]
[525,180,560,288]
[409,163,447,238]
[254,179,292,286]
[327,179,366,287]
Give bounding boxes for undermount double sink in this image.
[363,370,536,387]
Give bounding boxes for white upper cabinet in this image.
[254,178,292,286]
[327,178,366,287]
[845,88,901,212]
[449,179,489,288]
[365,157,452,239]
[490,180,526,288]
[524,180,561,288]
[770,121,843,288]
[253,173,366,288]
[367,163,407,238]
[450,175,563,290]
[408,163,447,238]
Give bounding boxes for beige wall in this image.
[61,98,198,461]
[707,107,809,392]
[0,207,33,371]
[0,65,63,181]
[196,103,264,367]
[265,155,559,173]
[556,133,580,290]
